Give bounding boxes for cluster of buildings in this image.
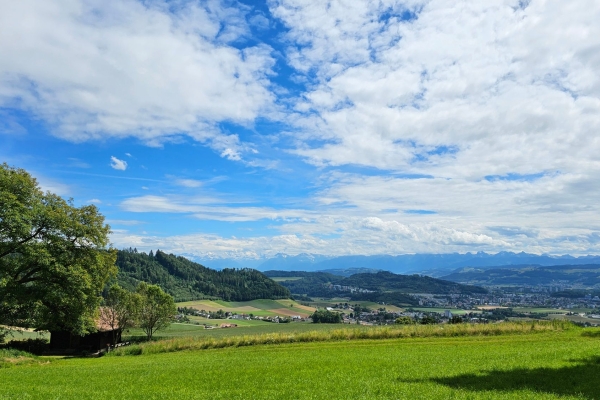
[328,284,374,294]
[409,291,600,310]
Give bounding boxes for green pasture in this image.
[513,307,569,314]
[549,314,599,324]
[177,298,315,317]
[0,329,48,342]
[270,276,303,282]
[306,298,404,312]
[410,307,476,315]
[123,320,343,340]
[2,327,600,399]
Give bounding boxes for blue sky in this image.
[2,0,600,259]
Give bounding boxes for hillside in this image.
[441,264,600,287]
[264,270,487,306]
[263,271,343,298]
[115,249,290,302]
[340,271,488,294]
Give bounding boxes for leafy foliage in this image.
[100,284,141,343]
[0,163,116,334]
[136,282,177,340]
[395,316,416,325]
[310,310,342,323]
[116,249,290,301]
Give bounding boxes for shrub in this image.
[6,338,49,355]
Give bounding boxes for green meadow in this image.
[176,298,316,317]
[124,319,344,340]
[2,322,600,399]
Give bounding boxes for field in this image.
[177,298,315,317]
[123,320,345,340]
[307,298,404,313]
[1,325,600,399]
[410,307,479,315]
[269,276,303,282]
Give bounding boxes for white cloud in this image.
[272,0,600,180]
[120,195,309,222]
[87,198,102,204]
[175,178,204,188]
[110,156,127,171]
[0,0,275,157]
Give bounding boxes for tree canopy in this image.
[0,163,116,334]
[116,249,290,301]
[136,282,176,340]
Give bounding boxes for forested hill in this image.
[264,270,487,297]
[115,249,290,302]
[340,271,487,295]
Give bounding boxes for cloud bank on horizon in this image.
[2,0,600,259]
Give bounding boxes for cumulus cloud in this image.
[273,0,600,180]
[0,0,274,156]
[110,156,127,171]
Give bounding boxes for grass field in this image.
[177,298,315,317]
[123,320,345,340]
[410,307,479,315]
[270,276,303,282]
[307,298,404,312]
[513,307,571,314]
[1,324,599,399]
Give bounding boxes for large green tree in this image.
[136,282,176,340]
[0,163,117,334]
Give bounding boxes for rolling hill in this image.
[115,249,290,302]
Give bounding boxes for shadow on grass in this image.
[400,356,600,399]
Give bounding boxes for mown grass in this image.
[123,319,340,341]
[112,320,573,356]
[1,326,599,399]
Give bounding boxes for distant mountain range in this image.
[196,252,600,276]
[441,264,600,288]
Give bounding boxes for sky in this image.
[2,0,600,260]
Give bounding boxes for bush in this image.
[0,327,8,344]
[6,338,49,355]
[395,316,416,325]
[311,310,342,323]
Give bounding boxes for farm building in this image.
[49,313,121,353]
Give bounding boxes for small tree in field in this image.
[136,282,176,340]
[99,284,141,345]
[395,316,416,325]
